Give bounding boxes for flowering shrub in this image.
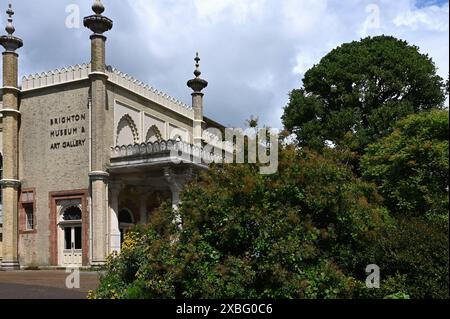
[93,147,391,299]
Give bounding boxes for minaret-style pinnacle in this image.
[92,0,105,15]
[6,4,15,35]
[0,3,23,52]
[84,0,113,35]
[187,52,208,93]
[194,52,201,78]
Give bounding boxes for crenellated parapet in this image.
[21,63,91,90]
[21,64,194,119]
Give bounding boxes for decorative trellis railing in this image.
[110,139,224,164]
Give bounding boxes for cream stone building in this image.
[0,1,225,269]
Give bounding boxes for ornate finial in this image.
[92,0,105,15]
[5,4,15,35]
[0,3,23,52]
[187,52,208,93]
[194,52,201,78]
[84,0,113,34]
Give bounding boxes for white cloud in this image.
[393,4,449,31]
[293,51,320,77]
[194,0,266,25]
[2,0,448,128]
[246,70,275,91]
[281,0,329,36]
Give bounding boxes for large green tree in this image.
[282,36,446,156]
[361,110,449,219]
[92,147,389,299]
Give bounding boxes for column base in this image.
[1,260,20,271]
[90,261,106,267]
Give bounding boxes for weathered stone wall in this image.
[0,138,3,260]
[0,224,3,261]
[13,72,195,267]
[18,81,90,266]
[107,83,194,148]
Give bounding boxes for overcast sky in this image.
[1,0,448,128]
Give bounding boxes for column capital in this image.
[88,71,109,80]
[1,50,18,56]
[1,86,20,93]
[0,178,21,188]
[89,33,107,41]
[109,181,123,195]
[0,108,20,116]
[163,167,196,193]
[89,171,109,181]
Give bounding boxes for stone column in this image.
[0,4,23,270]
[108,182,121,254]
[136,187,151,225]
[89,172,109,264]
[187,53,208,147]
[139,194,148,225]
[84,0,113,265]
[164,167,194,227]
[170,188,181,212]
[192,93,204,147]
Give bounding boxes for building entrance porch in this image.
[107,140,211,254]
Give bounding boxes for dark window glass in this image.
[120,228,124,244]
[119,210,133,224]
[74,227,82,250]
[64,227,72,250]
[63,206,82,221]
[24,204,34,230]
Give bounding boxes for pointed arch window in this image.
[116,114,139,146]
[62,206,82,221]
[145,125,163,143]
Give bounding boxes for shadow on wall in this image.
[0,216,3,261]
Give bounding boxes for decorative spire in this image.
[187,52,208,93]
[92,0,105,15]
[5,4,15,35]
[194,52,201,78]
[0,4,23,52]
[84,0,113,35]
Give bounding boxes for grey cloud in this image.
[1,0,448,129]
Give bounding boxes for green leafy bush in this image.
[359,218,449,299]
[361,110,449,219]
[91,147,389,299]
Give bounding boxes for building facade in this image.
[0,1,223,269]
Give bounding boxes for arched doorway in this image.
[58,206,83,266]
[118,208,134,245]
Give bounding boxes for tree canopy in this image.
[282,35,446,156]
[361,110,449,219]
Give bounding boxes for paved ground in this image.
[0,270,100,299]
